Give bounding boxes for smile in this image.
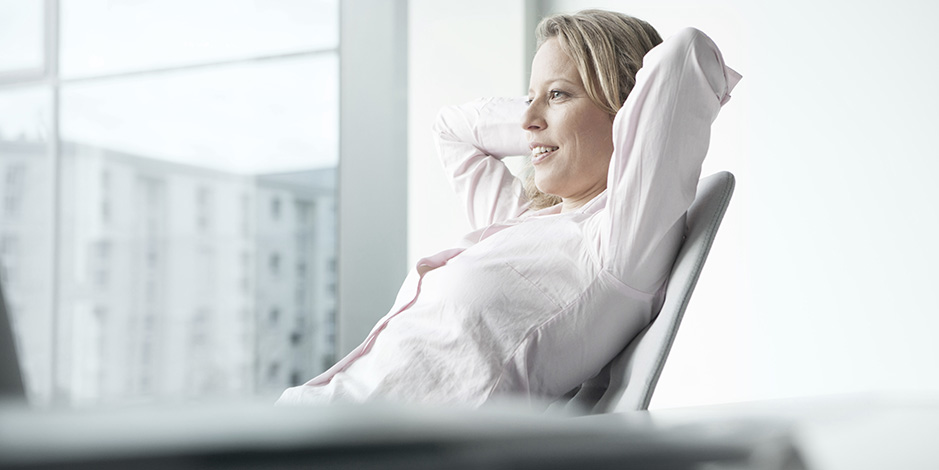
[531,146,559,165]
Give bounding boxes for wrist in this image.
[477,97,529,158]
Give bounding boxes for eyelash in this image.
[525,90,567,105]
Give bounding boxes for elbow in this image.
[432,104,462,139]
[653,27,736,103]
[662,27,717,61]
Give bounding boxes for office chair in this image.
[558,171,736,414]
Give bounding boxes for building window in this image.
[100,170,111,224]
[270,197,282,221]
[267,362,281,383]
[196,186,211,232]
[3,164,24,218]
[269,252,281,276]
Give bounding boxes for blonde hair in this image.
[524,10,663,210]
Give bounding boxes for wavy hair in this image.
[524,10,662,210]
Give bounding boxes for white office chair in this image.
[558,171,736,414]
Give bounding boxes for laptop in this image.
[0,278,26,402]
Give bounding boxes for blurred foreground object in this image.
[2,393,937,469]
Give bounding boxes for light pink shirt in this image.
[278,27,741,408]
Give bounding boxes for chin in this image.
[533,173,556,194]
[533,180,556,196]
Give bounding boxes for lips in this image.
[530,145,559,165]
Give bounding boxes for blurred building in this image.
[0,138,55,404]
[0,138,336,405]
[254,169,338,398]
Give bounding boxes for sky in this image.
[0,0,340,174]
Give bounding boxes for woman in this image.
[278,10,740,408]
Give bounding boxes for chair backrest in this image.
[561,171,735,414]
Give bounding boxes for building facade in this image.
[0,138,336,405]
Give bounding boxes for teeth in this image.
[531,146,558,155]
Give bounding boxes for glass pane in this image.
[61,55,338,173]
[58,57,338,405]
[0,0,44,75]
[61,0,339,78]
[0,86,55,405]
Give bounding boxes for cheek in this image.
[575,115,614,169]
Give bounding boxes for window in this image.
[196,186,212,231]
[100,170,111,224]
[0,0,339,406]
[269,253,281,276]
[0,1,43,75]
[271,197,282,221]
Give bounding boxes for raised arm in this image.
[433,97,532,229]
[600,28,741,291]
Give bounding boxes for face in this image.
[523,37,614,207]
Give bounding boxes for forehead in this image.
[530,38,582,88]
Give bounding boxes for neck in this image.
[560,186,606,214]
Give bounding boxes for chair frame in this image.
[561,171,736,414]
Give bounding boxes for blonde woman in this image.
[278,10,740,408]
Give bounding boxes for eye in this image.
[524,97,533,105]
[549,90,566,100]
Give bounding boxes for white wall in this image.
[408,0,939,409]
[554,0,939,408]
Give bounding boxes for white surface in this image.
[408,0,939,409]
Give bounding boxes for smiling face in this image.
[523,37,615,211]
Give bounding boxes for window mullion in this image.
[46,0,64,406]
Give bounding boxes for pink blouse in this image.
[277,27,741,408]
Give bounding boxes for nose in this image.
[521,100,546,132]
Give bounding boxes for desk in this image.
[605,394,939,470]
[1,394,935,469]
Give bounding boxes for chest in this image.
[422,216,601,310]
